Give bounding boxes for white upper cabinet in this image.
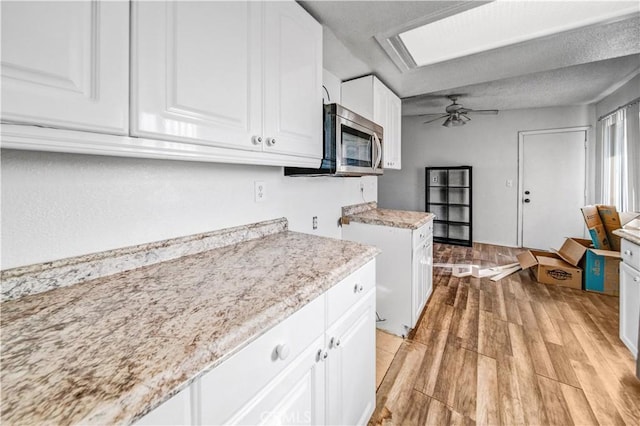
[131,1,262,151]
[1,0,129,134]
[132,0,322,163]
[263,1,323,158]
[342,75,402,170]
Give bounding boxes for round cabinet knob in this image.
[252,135,263,145]
[317,349,328,362]
[524,198,531,203]
[267,138,276,146]
[624,250,633,256]
[330,337,341,348]
[275,344,290,361]
[353,284,364,293]
[634,277,640,283]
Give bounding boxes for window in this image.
[599,101,640,212]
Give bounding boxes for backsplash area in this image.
[1,150,377,269]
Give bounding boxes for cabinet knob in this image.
[252,135,263,145]
[624,250,633,256]
[330,337,341,348]
[317,349,329,362]
[267,137,276,146]
[354,283,363,293]
[275,344,290,361]
[634,277,640,282]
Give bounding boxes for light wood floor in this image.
[370,243,640,426]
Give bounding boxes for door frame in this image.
[517,126,591,248]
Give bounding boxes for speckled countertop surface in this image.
[1,230,379,425]
[613,228,640,246]
[342,202,435,230]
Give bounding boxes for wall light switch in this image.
[254,181,267,202]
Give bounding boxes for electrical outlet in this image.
[506,179,513,187]
[254,181,267,202]
[312,216,318,230]
[360,182,365,192]
[432,176,438,183]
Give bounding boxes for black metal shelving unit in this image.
[425,166,472,247]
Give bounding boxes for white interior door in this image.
[520,130,586,250]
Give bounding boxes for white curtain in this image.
[599,102,640,211]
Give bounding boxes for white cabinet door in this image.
[263,1,322,159]
[412,242,427,325]
[131,1,263,150]
[134,387,193,426]
[326,290,376,426]
[620,261,640,358]
[387,93,402,169]
[213,335,326,426]
[1,0,129,134]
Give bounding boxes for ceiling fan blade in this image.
[423,114,449,124]
[460,114,471,121]
[464,109,499,115]
[419,113,449,117]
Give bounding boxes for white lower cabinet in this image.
[343,220,433,337]
[326,289,376,426]
[620,260,640,358]
[135,261,376,426]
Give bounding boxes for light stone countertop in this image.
[0,227,379,425]
[613,228,640,246]
[342,202,435,230]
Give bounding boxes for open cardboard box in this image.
[517,248,583,290]
[554,237,621,296]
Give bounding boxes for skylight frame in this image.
[392,0,640,69]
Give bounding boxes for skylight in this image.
[398,0,640,68]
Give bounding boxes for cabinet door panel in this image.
[132,1,262,150]
[134,387,193,426]
[263,1,322,158]
[1,0,129,134]
[326,290,376,426]
[214,336,326,426]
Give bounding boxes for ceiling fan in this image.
[421,95,498,127]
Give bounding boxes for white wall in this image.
[378,105,595,247]
[1,150,377,269]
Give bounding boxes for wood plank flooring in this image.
[370,242,640,426]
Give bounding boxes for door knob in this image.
[524,199,531,203]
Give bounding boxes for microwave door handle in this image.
[373,132,382,170]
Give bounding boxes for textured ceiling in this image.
[299,1,640,115]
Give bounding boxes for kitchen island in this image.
[0,218,379,425]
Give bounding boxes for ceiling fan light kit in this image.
[421,95,498,127]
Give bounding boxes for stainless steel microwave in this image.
[285,103,384,177]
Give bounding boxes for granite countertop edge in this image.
[613,228,640,246]
[346,210,436,230]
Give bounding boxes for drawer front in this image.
[622,239,640,271]
[198,293,326,423]
[412,221,433,248]
[327,260,376,326]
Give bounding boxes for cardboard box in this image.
[580,206,611,250]
[597,205,622,251]
[554,237,621,296]
[583,248,621,296]
[517,249,583,289]
[554,237,592,266]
